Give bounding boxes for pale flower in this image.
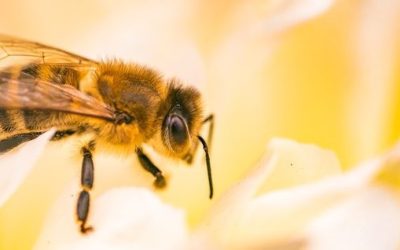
[30,139,400,249]
[0,0,400,249]
[0,130,55,206]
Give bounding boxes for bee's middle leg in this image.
[76,142,95,234]
[136,148,166,188]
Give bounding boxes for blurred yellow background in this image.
[0,0,399,249]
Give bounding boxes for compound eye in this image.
[168,115,188,146]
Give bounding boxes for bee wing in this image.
[0,75,116,121]
[0,35,115,120]
[0,34,97,70]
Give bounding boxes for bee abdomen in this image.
[22,110,58,130]
[20,64,80,88]
[0,132,43,153]
[0,109,17,132]
[0,109,17,133]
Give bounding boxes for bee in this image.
[0,35,214,233]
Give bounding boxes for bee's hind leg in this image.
[76,142,95,234]
[136,148,166,188]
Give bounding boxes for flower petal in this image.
[305,186,400,250]
[196,139,399,249]
[0,129,55,206]
[195,138,341,247]
[258,138,341,193]
[346,0,400,160]
[34,186,188,250]
[242,0,335,34]
[376,142,400,188]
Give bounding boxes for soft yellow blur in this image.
[0,0,399,249]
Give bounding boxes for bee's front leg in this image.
[136,148,166,188]
[76,143,95,234]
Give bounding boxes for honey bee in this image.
[0,35,214,233]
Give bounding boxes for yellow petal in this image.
[258,138,341,193]
[375,142,400,189]
[346,0,400,161]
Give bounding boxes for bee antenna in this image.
[197,135,214,199]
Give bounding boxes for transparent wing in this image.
[0,75,116,121]
[0,34,97,70]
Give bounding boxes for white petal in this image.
[34,186,188,250]
[195,138,341,247]
[305,186,400,250]
[0,129,55,206]
[196,139,398,248]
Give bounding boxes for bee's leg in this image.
[184,113,214,164]
[203,114,214,150]
[76,144,95,234]
[136,148,166,188]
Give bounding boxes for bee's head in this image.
[153,80,203,159]
[155,80,214,199]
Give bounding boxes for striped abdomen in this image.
[0,64,84,141]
